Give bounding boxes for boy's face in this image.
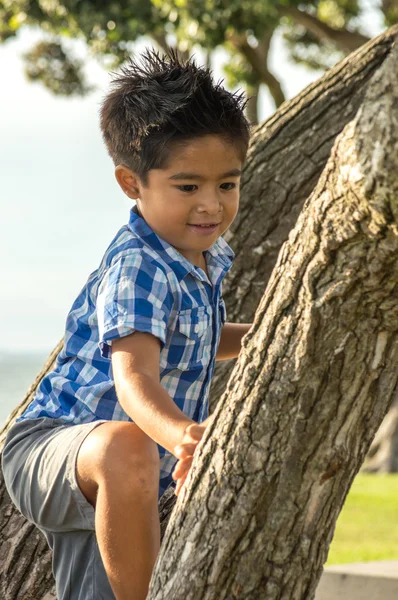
[115,134,243,267]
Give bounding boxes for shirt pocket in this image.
[167,306,212,370]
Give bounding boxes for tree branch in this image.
[275,3,370,52]
[150,30,171,55]
[227,29,286,108]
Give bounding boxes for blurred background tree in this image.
[1,0,397,124]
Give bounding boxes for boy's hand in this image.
[172,422,207,496]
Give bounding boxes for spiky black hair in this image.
[99,46,252,186]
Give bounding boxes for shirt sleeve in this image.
[96,252,173,359]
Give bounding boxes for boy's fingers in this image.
[175,442,197,457]
[172,456,193,479]
[185,423,204,440]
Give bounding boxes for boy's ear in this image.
[115,164,142,199]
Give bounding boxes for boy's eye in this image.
[176,183,237,193]
[177,185,197,193]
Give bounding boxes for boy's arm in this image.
[172,323,254,495]
[111,330,195,457]
[215,322,252,361]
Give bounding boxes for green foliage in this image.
[317,0,361,27]
[281,0,362,71]
[0,0,167,95]
[382,0,398,26]
[0,0,395,117]
[222,41,260,89]
[282,26,345,71]
[23,40,94,95]
[159,0,280,46]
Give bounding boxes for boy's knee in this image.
[79,421,160,487]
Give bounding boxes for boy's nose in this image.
[197,195,222,213]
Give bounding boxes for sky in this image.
[0,1,385,353]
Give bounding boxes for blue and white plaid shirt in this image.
[18,205,234,498]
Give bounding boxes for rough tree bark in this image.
[147,36,398,599]
[0,24,397,600]
[210,25,398,406]
[210,24,398,474]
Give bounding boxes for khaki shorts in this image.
[1,416,115,600]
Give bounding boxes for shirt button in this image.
[194,324,200,333]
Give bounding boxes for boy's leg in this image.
[76,421,161,600]
[2,417,116,600]
[2,417,161,600]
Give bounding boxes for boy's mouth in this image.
[188,223,220,227]
[187,223,220,235]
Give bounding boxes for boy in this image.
[2,47,252,600]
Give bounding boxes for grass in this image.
[326,474,398,565]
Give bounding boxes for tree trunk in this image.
[245,80,260,127]
[209,24,398,409]
[1,24,397,600]
[147,35,398,599]
[228,28,287,112]
[210,22,398,474]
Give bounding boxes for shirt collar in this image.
[127,205,235,284]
